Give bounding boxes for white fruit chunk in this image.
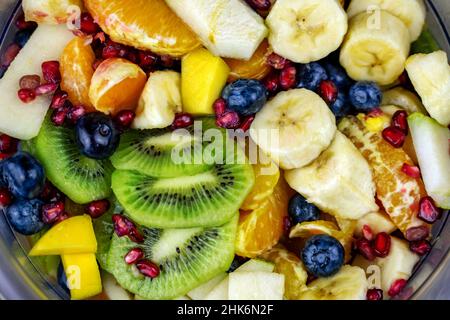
[102,272,132,300]
[408,113,450,209]
[23,0,83,25]
[165,0,268,60]
[381,87,427,114]
[0,25,75,140]
[355,211,397,237]
[228,272,285,300]
[188,273,227,300]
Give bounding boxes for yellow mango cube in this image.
[30,215,97,256]
[182,48,230,115]
[62,253,102,300]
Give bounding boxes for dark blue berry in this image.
[222,79,267,116]
[1,152,45,199]
[14,29,33,48]
[349,81,382,112]
[5,199,44,235]
[0,161,6,188]
[324,63,353,90]
[288,193,320,225]
[329,91,351,119]
[302,234,344,277]
[57,262,70,294]
[296,63,328,91]
[76,112,120,160]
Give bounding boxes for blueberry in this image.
[0,161,6,188]
[76,112,120,159]
[221,79,267,116]
[288,194,320,225]
[324,63,353,90]
[349,81,382,112]
[329,91,351,119]
[296,63,328,91]
[57,262,70,294]
[14,29,33,48]
[1,152,45,199]
[302,234,344,277]
[5,199,44,235]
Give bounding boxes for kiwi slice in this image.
[35,115,113,204]
[92,199,116,272]
[107,213,238,300]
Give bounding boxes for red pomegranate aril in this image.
[35,83,58,96]
[362,224,374,241]
[54,212,69,224]
[15,14,37,30]
[246,0,272,11]
[216,111,241,129]
[409,239,431,256]
[67,105,87,124]
[263,72,280,93]
[50,90,69,109]
[124,248,144,265]
[112,214,143,243]
[318,80,338,105]
[418,196,442,224]
[126,50,139,64]
[405,225,429,242]
[39,181,61,202]
[401,163,421,178]
[355,238,376,261]
[367,108,384,118]
[19,74,41,90]
[279,66,297,90]
[373,232,391,257]
[239,115,255,132]
[392,110,409,133]
[136,259,160,278]
[102,40,127,59]
[129,228,145,243]
[85,199,110,219]
[114,110,135,129]
[51,107,68,126]
[388,279,407,297]
[41,201,65,224]
[80,13,99,34]
[18,88,36,103]
[266,53,287,70]
[366,288,383,300]
[213,98,227,116]
[139,51,158,68]
[0,188,12,207]
[42,61,61,84]
[0,134,17,153]
[172,113,194,129]
[1,43,20,67]
[283,216,292,235]
[382,126,406,148]
[159,55,174,68]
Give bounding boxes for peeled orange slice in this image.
[84,0,201,57]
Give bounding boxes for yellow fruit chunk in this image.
[182,48,230,115]
[30,215,97,256]
[62,253,102,300]
[23,0,83,25]
[89,58,147,115]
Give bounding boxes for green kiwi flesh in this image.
[92,199,116,272]
[107,213,238,299]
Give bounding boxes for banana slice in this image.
[249,89,337,170]
[381,87,427,114]
[405,51,450,126]
[298,265,368,300]
[132,71,182,130]
[347,0,426,42]
[340,11,410,85]
[285,132,378,220]
[266,0,348,63]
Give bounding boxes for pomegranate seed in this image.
[138,51,158,68]
[263,72,280,93]
[392,110,409,133]
[367,108,384,118]
[112,214,144,243]
[279,66,297,90]
[159,55,174,68]
[0,134,17,154]
[355,238,376,261]
[382,126,406,148]
[129,229,145,243]
[15,15,37,30]
[418,196,442,224]
[114,110,135,130]
[126,50,139,64]
[388,279,407,297]
[366,288,383,300]
[39,181,62,202]
[34,83,58,96]
[213,98,227,116]
[19,74,41,90]
[216,111,241,129]
[0,188,12,207]
[67,105,87,124]
[405,225,429,242]
[51,107,68,126]
[136,259,160,278]
[266,53,287,70]
[362,224,374,241]
[373,232,391,257]
[85,199,110,219]
[79,13,99,34]
[50,90,68,109]
[0,153,12,160]
[318,80,338,105]
[41,61,61,84]
[1,43,21,67]
[102,40,127,59]
[18,88,36,103]
[410,239,431,256]
[398,71,412,88]
[239,115,255,132]
[283,216,292,235]
[41,201,65,224]
[246,0,272,11]
[124,248,144,264]
[172,113,194,129]
[401,163,421,178]
[54,212,69,224]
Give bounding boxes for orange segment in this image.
[224,40,272,82]
[60,36,96,111]
[84,0,201,57]
[89,58,147,115]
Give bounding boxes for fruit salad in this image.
[0,0,449,301]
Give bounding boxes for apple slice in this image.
[228,272,285,300]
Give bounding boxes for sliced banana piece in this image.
[132,71,182,130]
[347,0,426,42]
[381,87,427,114]
[340,11,410,85]
[266,0,348,63]
[250,89,337,170]
[405,51,450,126]
[298,265,368,300]
[285,132,378,220]
[355,211,397,237]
